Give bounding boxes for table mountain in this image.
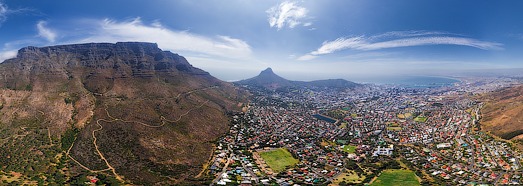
[0,42,247,185]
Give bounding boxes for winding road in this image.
[93,120,125,182]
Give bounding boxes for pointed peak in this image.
[259,67,276,76]
[261,67,273,74]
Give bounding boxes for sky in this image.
[0,0,522,82]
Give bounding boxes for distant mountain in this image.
[480,85,523,146]
[0,42,247,185]
[236,67,292,89]
[306,79,360,89]
[235,67,360,89]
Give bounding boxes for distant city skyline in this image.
[1,0,522,82]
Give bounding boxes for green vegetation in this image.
[388,122,399,127]
[342,145,357,153]
[326,110,346,120]
[0,128,65,184]
[413,116,428,123]
[371,169,420,186]
[61,128,78,150]
[259,148,298,173]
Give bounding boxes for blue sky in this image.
[0,0,522,82]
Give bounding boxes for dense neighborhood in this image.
[208,77,523,185]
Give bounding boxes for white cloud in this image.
[37,21,57,42]
[310,37,365,55]
[0,2,34,26]
[0,50,17,62]
[0,2,8,24]
[267,1,309,30]
[369,30,455,40]
[299,31,503,60]
[76,18,252,59]
[297,54,317,61]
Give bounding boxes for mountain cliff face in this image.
[235,67,360,90]
[0,42,246,185]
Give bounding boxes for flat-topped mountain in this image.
[235,67,360,89]
[0,42,247,185]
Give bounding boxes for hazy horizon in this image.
[211,66,523,83]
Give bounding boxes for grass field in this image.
[259,148,299,173]
[342,145,357,153]
[397,113,412,119]
[370,169,420,186]
[0,171,21,183]
[387,127,402,131]
[414,116,428,122]
[330,171,365,185]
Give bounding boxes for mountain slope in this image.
[480,85,523,142]
[0,42,246,185]
[235,67,360,89]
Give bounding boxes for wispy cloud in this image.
[0,2,36,26]
[37,21,57,42]
[509,33,523,41]
[0,2,8,24]
[297,54,317,60]
[299,31,503,60]
[0,50,17,62]
[267,1,309,30]
[74,18,252,59]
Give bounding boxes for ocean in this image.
[365,76,460,88]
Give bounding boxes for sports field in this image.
[342,145,357,153]
[259,148,299,173]
[397,113,412,119]
[370,169,420,186]
[414,116,428,122]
